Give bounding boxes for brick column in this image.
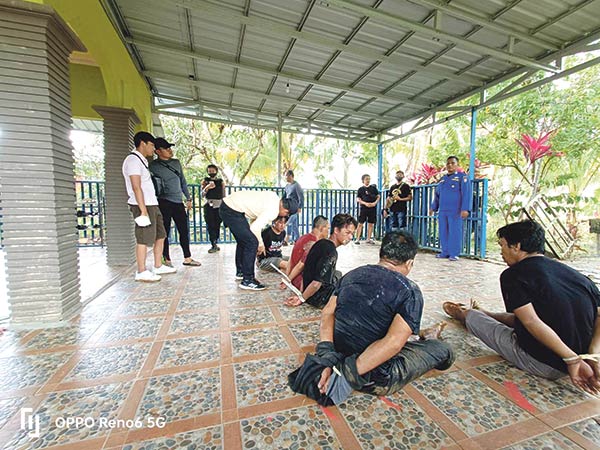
[0,1,86,326]
[93,106,141,267]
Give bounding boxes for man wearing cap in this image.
[122,131,177,282]
[149,138,201,267]
[219,190,298,291]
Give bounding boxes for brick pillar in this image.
[0,1,86,326]
[92,106,141,267]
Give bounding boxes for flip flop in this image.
[183,260,201,267]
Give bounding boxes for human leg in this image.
[437,213,450,257]
[447,213,463,259]
[171,202,192,259]
[158,199,174,262]
[205,205,220,248]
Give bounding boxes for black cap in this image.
[154,137,175,149]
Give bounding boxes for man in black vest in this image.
[202,164,226,253]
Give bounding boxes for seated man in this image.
[317,231,455,397]
[283,215,330,291]
[285,213,356,308]
[444,220,600,394]
[257,216,289,272]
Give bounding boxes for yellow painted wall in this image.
[26,0,153,130]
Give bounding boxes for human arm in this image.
[129,175,148,216]
[460,175,472,218]
[587,307,600,380]
[177,161,191,203]
[287,261,305,284]
[284,279,322,306]
[317,295,337,392]
[400,185,413,202]
[429,183,440,215]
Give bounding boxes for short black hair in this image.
[447,156,459,163]
[331,213,358,233]
[380,231,418,264]
[281,197,299,215]
[207,164,218,171]
[496,220,545,254]
[312,215,328,228]
[361,174,370,182]
[286,169,294,177]
[134,131,155,148]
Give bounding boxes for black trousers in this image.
[158,199,191,260]
[203,203,222,245]
[219,202,257,282]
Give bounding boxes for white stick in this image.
[280,277,304,298]
[270,262,290,280]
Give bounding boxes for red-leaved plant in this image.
[409,163,442,185]
[515,131,564,164]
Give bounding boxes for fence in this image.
[1,180,489,258]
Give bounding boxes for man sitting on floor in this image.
[284,213,356,308]
[443,220,600,394]
[316,231,455,397]
[257,215,289,272]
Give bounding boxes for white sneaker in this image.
[154,265,177,275]
[135,270,161,282]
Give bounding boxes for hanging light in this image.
[286,82,290,94]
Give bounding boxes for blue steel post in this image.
[469,107,477,180]
[481,178,488,259]
[377,141,383,238]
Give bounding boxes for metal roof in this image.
[102,0,600,142]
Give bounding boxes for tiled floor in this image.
[0,243,599,450]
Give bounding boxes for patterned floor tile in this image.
[169,312,220,335]
[502,431,581,449]
[133,281,182,300]
[22,325,98,350]
[287,321,320,347]
[231,327,289,357]
[439,327,498,361]
[0,352,73,391]
[65,343,151,381]
[276,304,322,322]
[123,425,223,450]
[0,329,30,355]
[227,292,269,307]
[234,355,299,407]
[137,368,221,424]
[120,300,171,316]
[413,371,530,437]
[475,361,588,412]
[157,334,220,368]
[0,397,25,428]
[229,306,276,328]
[240,406,341,449]
[568,416,600,445]
[97,318,163,343]
[177,296,218,311]
[3,382,132,449]
[339,392,453,449]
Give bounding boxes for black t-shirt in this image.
[259,227,286,260]
[303,239,338,294]
[501,256,600,371]
[333,265,423,356]
[357,185,379,209]
[388,183,411,213]
[204,177,224,199]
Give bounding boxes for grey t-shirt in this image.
[149,158,190,204]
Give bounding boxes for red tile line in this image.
[380,396,403,410]
[319,405,338,420]
[503,381,536,413]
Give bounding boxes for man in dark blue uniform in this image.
[429,156,471,261]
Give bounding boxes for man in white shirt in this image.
[122,131,177,282]
[219,190,298,290]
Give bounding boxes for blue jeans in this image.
[287,213,300,242]
[389,211,407,231]
[219,202,258,282]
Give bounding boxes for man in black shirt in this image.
[257,216,289,272]
[444,220,600,394]
[385,170,412,231]
[355,174,380,244]
[285,214,357,308]
[316,231,454,397]
[202,164,226,253]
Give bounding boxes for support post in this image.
[277,112,282,187]
[468,107,477,180]
[377,138,384,237]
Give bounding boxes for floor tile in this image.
[339,392,453,449]
[3,382,132,449]
[228,306,276,328]
[226,292,269,307]
[65,343,151,381]
[502,430,581,449]
[287,321,320,347]
[234,355,299,407]
[568,416,600,445]
[22,325,98,350]
[0,397,25,428]
[276,304,322,322]
[133,281,182,300]
[440,327,498,361]
[169,312,220,335]
[177,296,218,311]
[137,368,221,424]
[121,300,171,316]
[230,327,289,357]
[157,334,220,368]
[122,424,223,450]
[240,406,341,449]
[0,352,73,391]
[413,371,530,437]
[97,318,163,343]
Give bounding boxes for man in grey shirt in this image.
[149,138,201,267]
[284,170,304,244]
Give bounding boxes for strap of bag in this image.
[128,152,149,170]
[157,160,181,178]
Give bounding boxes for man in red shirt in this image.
[285,215,330,290]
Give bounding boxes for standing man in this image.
[429,156,471,261]
[149,138,201,267]
[285,213,357,308]
[387,170,412,231]
[443,220,599,394]
[219,190,298,291]
[284,170,304,245]
[201,164,226,253]
[355,174,379,244]
[122,131,176,282]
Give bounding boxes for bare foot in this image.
[419,321,448,340]
[442,302,470,323]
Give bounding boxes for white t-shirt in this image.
[122,150,158,206]
[223,190,280,246]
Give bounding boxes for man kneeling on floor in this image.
[313,231,455,398]
[443,220,600,394]
[257,215,289,272]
